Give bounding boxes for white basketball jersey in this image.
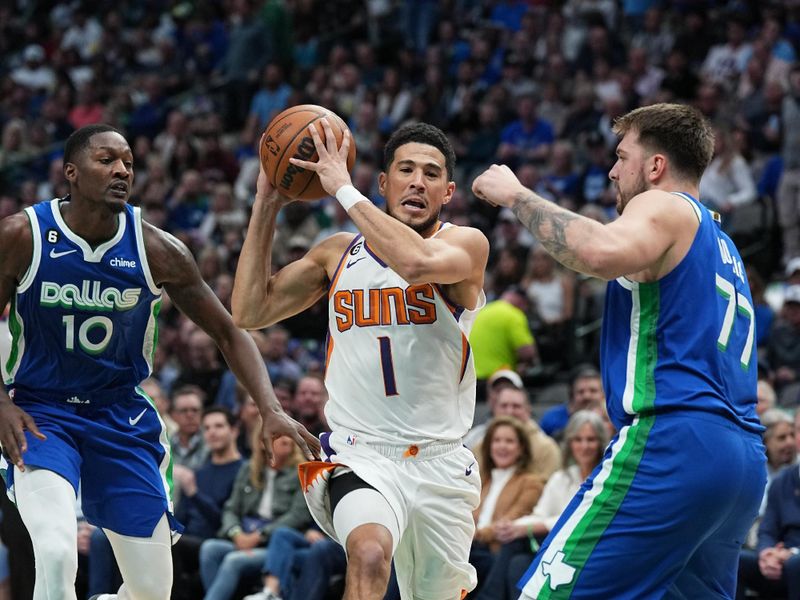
[325,225,485,444]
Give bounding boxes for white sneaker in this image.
[243,592,282,600]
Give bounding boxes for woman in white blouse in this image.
[698,124,757,224]
[476,410,608,600]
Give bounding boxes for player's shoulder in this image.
[307,231,359,261]
[0,211,34,253]
[436,223,490,255]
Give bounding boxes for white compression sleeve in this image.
[14,467,78,600]
[104,513,173,600]
[332,487,401,554]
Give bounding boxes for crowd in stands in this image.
[2,0,800,598]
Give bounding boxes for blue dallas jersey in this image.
[4,199,161,398]
[600,193,761,434]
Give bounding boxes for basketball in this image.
[260,104,357,201]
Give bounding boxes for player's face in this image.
[67,131,134,213]
[608,131,650,214]
[490,425,522,469]
[379,142,455,237]
[202,413,236,452]
[570,422,600,471]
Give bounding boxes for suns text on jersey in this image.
[40,280,142,311]
[333,283,437,331]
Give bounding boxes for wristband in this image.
[335,185,367,211]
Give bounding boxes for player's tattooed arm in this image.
[510,192,592,274]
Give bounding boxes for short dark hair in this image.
[64,124,123,165]
[383,123,455,180]
[203,405,237,427]
[170,384,207,409]
[612,103,714,183]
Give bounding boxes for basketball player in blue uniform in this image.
[0,124,318,600]
[473,103,767,599]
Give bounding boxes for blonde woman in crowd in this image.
[476,410,609,600]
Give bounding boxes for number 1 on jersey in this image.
[378,336,398,396]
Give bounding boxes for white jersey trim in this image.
[18,207,41,293]
[49,198,126,263]
[133,207,161,295]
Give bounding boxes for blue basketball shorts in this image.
[519,411,766,599]
[3,386,181,539]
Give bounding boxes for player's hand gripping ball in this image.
[260,104,357,200]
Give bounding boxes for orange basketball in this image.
[260,104,357,201]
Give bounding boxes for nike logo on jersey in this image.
[50,248,77,259]
[129,408,147,426]
[465,461,475,476]
[346,257,366,268]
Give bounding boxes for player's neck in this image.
[58,197,121,246]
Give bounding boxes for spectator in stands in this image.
[522,245,576,358]
[477,410,609,600]
[747,265,775,349]
[738,409,800,599]
[245,63,294,137]
[473,386,562,484]
[291,375,327,437]
[172,406,244,600]
[170,385,210,471]
[471,416,543,593]
[172,328,226,403]
[540,365,604,440]
[757,380,778,417]
[768,285,800,393]
[701,16,752,90]
[10,44,56,94]
[199,434,311,600]
[470,286,538,383]
[778,64,800,265]
[497,94,554,168]
[140,377,177,438]
[699,124,757,223]
[762,409,797,482]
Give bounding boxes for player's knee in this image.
[34,537,78,578]
[122,572,173,600]
[348,536,391,580]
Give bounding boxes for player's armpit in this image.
[0,214,33,307]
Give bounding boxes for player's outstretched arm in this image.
[291,119,489,287]
[232,161,342,329]
[144,223,320,462]
[473,165,686,280]
[0,214,46,471]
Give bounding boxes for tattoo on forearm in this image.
[512,193,584,271]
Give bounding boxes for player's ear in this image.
[64,162,77,183]
[378,172,387,195]
[442,181,456,205]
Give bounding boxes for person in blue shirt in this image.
[474,103,766,599]
[0,124,318,600]
[539,365,604,441]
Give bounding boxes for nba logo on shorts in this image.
[346,434,357,446]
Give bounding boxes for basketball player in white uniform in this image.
[233,120,489,599]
